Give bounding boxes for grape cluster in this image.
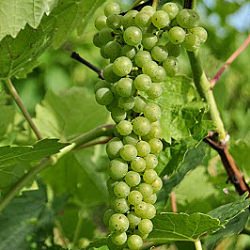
[93,2,207,249]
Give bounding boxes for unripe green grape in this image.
[121,45,136,59]
[114,181,130,198]
[103,209,115,226]
[95,15,107,30]
[122,10,138,29]
[131,157,146,172]
[143,122,162,139]
[183,33,201,51]
[136,141,151,157]
[95,87,114,106]
[166,42,181,57]
[141,6,155,16]
[114,78,134,97]
[125,171,141,187]
[143,103,161,122]
[134,11,151,28]
[149,138,163,154]
[127,235,143,250]
[93,33,103,47]
[104,2,121,17]
[142,33,158,50]
[134,201,147,217]
[162,2,179,20]
[134,74,152,92]
[152,66,166,82]
[109,213,129,232]
[163,56,178,77]
[111,232,127,246]
[103,64,120,82]
[142,61,158,80]
[143,169,158,184]
[138,183,153,198]
[113,56,133,77]
[127,213,141,229]
[134,50,152,68]
[168,26,186,44]
[146,83,163,99]
[138,219,153,235]
[123,26,142,46]
[103,41,122,61]
[123,133,139,146]
[151,46,168,62]
[143,193,157,204]
[151,176,163,192]
[144,154,158,169]
[189,26,208,43]
[144,203,156,219]
[111,107,127,123]
[133,96,147,114]
[106,137,123,159]
[132,117,151,136]
[128,190,143,205]
[113,198,130,213]
[120,144,137,161]
[118,97,135,111]
[94,80,109,93]
[151,10,170,29]
[106,14,121,30]
[176,9,200,28]
[99,28,114,45]
[109,158,128,180]
[116,120,133,136]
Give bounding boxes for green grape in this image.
[107,178,117,196]
[114,78,134,97]
[122,10,138,29]
[143,122,162,140]
[104,2,121,17]
[168,26,186,44]
[125,171,141,187]
[127,235,143,250]
[111,107,127,123]
[109,158,128,180]
[144,203,156,219]
[118,97,135,111]
[134,11,151,28]
[136,140,151,157]
[151,176,163,192]
[103,64,120,82]
[106,14,121,30]
[121,45,137,59]
[123,26,142,46]
[103,209,115,226]
[166,42,181,57]
[94,80,109,93]
[143,169,158,184]
[95,87,114,106]
[138,219,153,235]
[149,138,163,154]
[183,33,201,51]
[143,103,161,122]
[162,2,179,20]
[128,190,143,205]
[103,41,122,61]
[189,26,208,43]
[113,198,130,213]
[127,212,141,229]
[131,157,146,172]
[114,181,130,198]
[111,232,127,246]
[95,15,107,30]
[132,117,151,136]
[141,6,155,16]
[106,137,123,159]
[143,193,157,204]
[146,83,163,99]
[116,120,133,136]
[152,66,166,82]
[151,46,168,62]
[93,33,103,48]
[134,50,152,68]
[120,144,137,161]
[109,213,129,232]
[138,183,153,198]
[134,201,147,217]
[176,9,200,28]
[123,133,139,146]
[99,28,114,45]
[142,61,158,79]
[134,74,152,92]
[133,96,147,113]
[163,56,178,77]
[151,10,170,29]
[144,154,158,169]
[113,56,133,77]
[142,33,158,50]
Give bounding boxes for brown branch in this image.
[170,192,177,213]
[204,132,250,197]
[71,52,104,80]
[74,136,113,150]
[210,35,250,88]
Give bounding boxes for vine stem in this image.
[5,79,43,140]
[0,124,114,213]
[170,192,177,213]
[194,240,203,250]
[72,210,84,249]
[152,0,159,9]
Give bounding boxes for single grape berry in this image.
[95,88,114,106]
[151,10,170,29]
[162,2,179,20]
[176,9,200,28]
[104,2,121,17]
[113,56,133,77]
[132,117,151,136]
[111,232,127,245]
[123,26,143,46]
[116,120,133,136]
[109,213,129,232]
[120,144,138,161]
[127,235,143,250]
[168,26,186,44]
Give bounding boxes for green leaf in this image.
[0,0,57,41]
[149,212,222,243]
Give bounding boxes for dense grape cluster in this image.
[93,2,207,249]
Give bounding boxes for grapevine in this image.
[93,1,208,249]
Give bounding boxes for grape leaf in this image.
[149,212,222,243]
[0,0,57,41]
